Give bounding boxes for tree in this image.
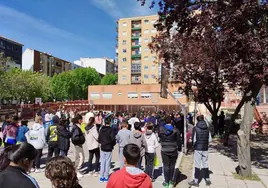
[51,67,101,100]
[138,0,268,177]
[101,73,118,85]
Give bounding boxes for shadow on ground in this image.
[210,134,268,169]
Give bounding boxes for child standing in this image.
[16,119,29,144]
[98,118,116,183]
[116,120,132,169]
[144,123,159,181]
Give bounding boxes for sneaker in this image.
[205,180,212,186]
[30,168,35,173]
[99,177,104,183]
[87,171,94,176]
[94,172,99,177]
[77,172,84,179]
[162,182,169,188]
[104,178,109,183]
[188,180,199,187]
[35,169,41,173]
[169,182,174,188]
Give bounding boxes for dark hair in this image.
[45,156,79,188]
[76,114,83,121]
[134,122,141,130]
[165,116,173,124]
[0,143,37,172]
[123,144,140,166]
[21,120,28,126]
[87,117,95,126]
[104,117,111,125]
[12,116,19,122]
[72,114,82,124]
[147,122,154,130]
[197,115,204,121]
[5,115,10,120]
[132,113,137,118]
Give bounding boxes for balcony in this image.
[131,70,141,74]
[131,54,141,59]
[131,45,141,49]
[131,36,140,40]
[132,25,141,31]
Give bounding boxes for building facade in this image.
[117,15,159,85]
[0,36,23,71]
[88,84,187,112]
[22,48,72,77]
[74,58,115,75]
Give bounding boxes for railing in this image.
[131,80,141,84]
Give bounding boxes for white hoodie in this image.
[144,131,159,153]
[25,123,46,150]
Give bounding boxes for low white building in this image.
[74,58,115,75]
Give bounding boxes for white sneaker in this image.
[35,169,41,173]
[77,172,84,179]
[94,172,99,177]
[87,171,93,176]
[30,168,35,173]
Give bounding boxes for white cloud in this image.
[90,0,156,19]
[0,4,88,44]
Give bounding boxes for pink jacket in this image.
[95,116,103,125]
[3,123,18,139]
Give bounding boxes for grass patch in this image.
[232,172,261,181]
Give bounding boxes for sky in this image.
[0,0,157,62]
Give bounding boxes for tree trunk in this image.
[237,97,254,177]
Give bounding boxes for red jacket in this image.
[107,167,152,188]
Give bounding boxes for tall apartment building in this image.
[0,36,23,71]
[74,58,115,75]
[22,48,72,77]
[117,15,159,85]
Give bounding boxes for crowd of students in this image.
[0,109,212,188]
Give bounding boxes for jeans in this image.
[75,145,85,169]
[194,150,210,182]
[88,148,100,172]
[100,151,112,179]
[145,152,155,178]
[47,142,59,161]
[161,151,178,184]
[119,147,124,169]
[33,149,43,169]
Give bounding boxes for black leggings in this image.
[161,151,178,184]
[88,148,100,172]
[33,149,43,169]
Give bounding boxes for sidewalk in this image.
[199,140,268,188]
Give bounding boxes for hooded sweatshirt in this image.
[98,126,116,152]
[107,166,152,188]
[144,130,159,154]
[26,123,46,150]
[116,128,132,148]
[85,124,99,150]
[130,131,147,157]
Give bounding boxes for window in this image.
[131,64,141,73]
[90,93,100,100]
[173,92,184,99]
[144,20,149,23]
[135,49,140,55]
[141,92,152,99]
[122,58,127,62]
[122,66,127,71]
[151,74,156,78]
[123,49,127,53]
[151,29,157,33]
[118,92,122,95]
[144,47,149,52]
[144,56,149,61]
[128,92,138,99]
[144,39,149,43]
[122,75,126,80]
[152,56,156,61]
[123,31,127,36]
[144,74,149,79]
[122,40,126,45]
[102,92,112,99]
[152,64,156,69]
[122,22,127,27]
[144,66,148,70]
[144,29,149,34]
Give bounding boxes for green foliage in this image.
[0,69,51,103]
[51,67,101,100]
[101,74,118,85]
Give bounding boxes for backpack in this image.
[71,125,85,145]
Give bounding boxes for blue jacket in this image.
[16,125,29,142]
